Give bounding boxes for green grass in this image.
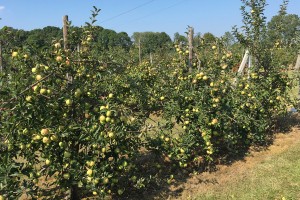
[194,140,300,200]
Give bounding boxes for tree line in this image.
[0,13,299,66]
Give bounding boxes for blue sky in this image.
[0,0,299,38]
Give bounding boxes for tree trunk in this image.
[70,185,80,200]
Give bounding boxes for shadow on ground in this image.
[113,113,300,200]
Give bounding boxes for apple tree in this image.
[0,8,148,199]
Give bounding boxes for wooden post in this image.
[63,15,68,50]
[77,44,80,53]
[295,54,300,70]
[150,52,153,65]
[138,38,141,65]
[63,15,72,83]
[188,27,194,71]
[0,41,3,72]
[238,50,250,75]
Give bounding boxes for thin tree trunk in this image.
[70,185,80,200]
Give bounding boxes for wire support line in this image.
[116,0,188,28]
[99,0,157,24]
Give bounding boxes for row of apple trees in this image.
[0,1,298,199]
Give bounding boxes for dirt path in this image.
[164,125,300,199]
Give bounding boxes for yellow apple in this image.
[63,173,70,179]
[65,99,72,106]
[26,96,32,102]
[31,67,37,73]
[42,137,50,144]
[211,118,218,125]
[108,93,113,98]
[99,115,106,123]
[36,75,42,81]
[86,169,93,176]
[56,56,63,62]
[45,159,51,165]
[40,88,47,95]
[12,51,18,57]
[54,43,61,48]
[108,131,114,138]
[106,110,112,117]
[41,128,49,136]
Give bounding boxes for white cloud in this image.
[0,6,5,11]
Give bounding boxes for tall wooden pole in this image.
[0,41,3,72]
[138,38,141,65]
[63,15,68,50]
[63,15,72,83]
[188,27,194,72]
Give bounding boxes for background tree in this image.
[25,26,62,50]
[202,32,216,45]
[132,32,172,56]
[173,32,187,45]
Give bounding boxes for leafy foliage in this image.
[0,1,298,199]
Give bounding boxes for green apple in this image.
[108,132,114,138]
[65,99,72,106]
[106,110,112,117]
[63,173,70,179]
[86,169,93,176]
[56,56,63,62]
[32,67,37,73]
[32,85,39,93]
[36,74,42,81]
[40,128,49,135]
[108,93,113,98]
[12,51,18,57]
[117,189,124,195]
[105,117,111,122]
[42,137,50,144]
[99,115,106,123]
[59,141,65,148]
[102,177,109,185]
[64,151,71,158]
[25,96,32,102]
[50,135,58,141]
[74,89,82,98]
[45,159,51,165]
[87,161,95,167]
[54,43,61,48]
[40,88,47,95]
